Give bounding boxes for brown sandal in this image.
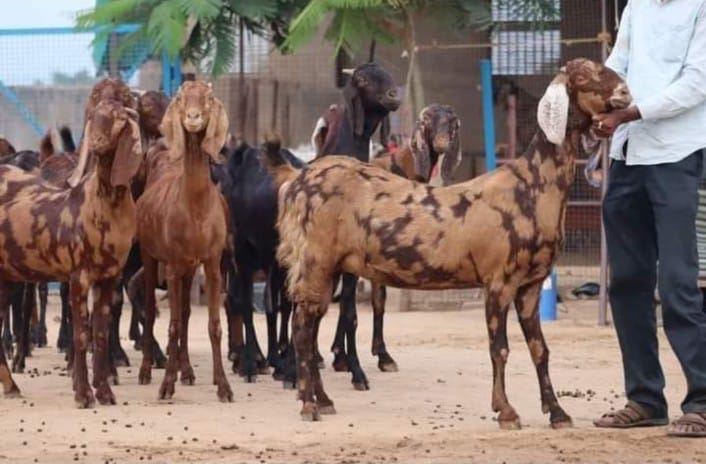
[594,401,669,428]
[666,412,706,437]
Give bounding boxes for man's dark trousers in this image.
[603,149,706,418]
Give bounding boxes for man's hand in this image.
[592,106,641,137]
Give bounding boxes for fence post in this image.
[480,59,496,172]
[161,54,182,97]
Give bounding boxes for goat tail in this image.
[58,126,76,153]
[261,132,299,188]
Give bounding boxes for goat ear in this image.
[160,96,184,152]
[440,119,461,185]
[311,116,327,157]
[201,98,228,163]
[411,120,431,181]
[343,83,364,137]
[537,72,570,145]
[111,116,143,187]
[67,120,91,188]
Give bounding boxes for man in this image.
[592,0,706,437]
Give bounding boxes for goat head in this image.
[343,63,401,136]
[160,80,228,163]
[410,104,461,184]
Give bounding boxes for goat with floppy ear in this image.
[0,78,143,407]
[309,61,402,391]
[263,58,632,425]
[135,80,233,403]
[313,62,401,161]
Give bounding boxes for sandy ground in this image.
[1,293,704,464]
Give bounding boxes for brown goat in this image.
[264,58,632,426]
[0,83,142,406]
[135,80,232,402]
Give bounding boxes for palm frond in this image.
[177,0,221,20]
[147,0,188,59]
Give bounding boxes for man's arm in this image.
[636,3,706,120]
[605,0,631,79]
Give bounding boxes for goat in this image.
[0,80,143,405]
[136,80,232,402]
[264,58,632,425]
[108,89,170,370]
[0,149,45,370]
[218,140,306,383]
[311,61,401,390]
[360,103,461,372]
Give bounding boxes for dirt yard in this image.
[1,293,704,464]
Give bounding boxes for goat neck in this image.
[94,152,132,205]
[180,130,213,211]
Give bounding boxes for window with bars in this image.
[491,0,561,75]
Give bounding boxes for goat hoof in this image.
[497,410,522,430]
[158,382,175,400]
[181,374,195,386]
[95,386,116,405]
[352,381,370,391]
[332,355,349,372]
[550,408,573,429]
[300,402,321,421]
[74,390,96,409]
[4,385,22,398]
[317,402,336,415]
[378,360,398,373]
[152,345,167,369]
[217,383,234,403]
[138,366,152,385]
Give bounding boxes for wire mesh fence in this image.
[0,26,156,153]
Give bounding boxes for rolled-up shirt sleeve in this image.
[605,0,631,79]
[637,4,706,121]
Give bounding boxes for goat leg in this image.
[341,273,369,390]
[2,313,12,357]
[70,276,95,408]
[159,268,183,400]
[0,281,21,397]
[330,276,348,372]
[485,286,519,429]
[34,282,48,348]
[230,264,260,381]
[370,282,398,372]
[12,283,35,373]
[178,269,196,386]
[92,279,117,405]
[514,281,572,429]
[108,280,130,368]
[294,305,322,421]
[204,257,233,402]
[128,266,166,367]
[138,255,159,385]
[57,282,71,353]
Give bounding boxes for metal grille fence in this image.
[0,25,159,153]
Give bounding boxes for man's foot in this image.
[667,412,706,437]
[594,401,668,428]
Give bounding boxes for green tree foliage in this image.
[282,0,560,56]
[75,0,309,76]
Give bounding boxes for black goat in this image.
[218,140,306,384]
[311,62,401,389]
